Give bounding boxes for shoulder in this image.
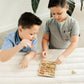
[46,17,55,25]
[67,15,78,24]
[5,30,17,41]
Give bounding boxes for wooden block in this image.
[72,70,76,74]
[30,45,34,49]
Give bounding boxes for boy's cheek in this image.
[23,35,31,40]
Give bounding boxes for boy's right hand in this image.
[41,51,47,58]
[18,39,32,49]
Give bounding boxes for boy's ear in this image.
[66,4,69,11]
[18,26,23,33]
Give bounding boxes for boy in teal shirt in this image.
[0,12,42,68]
[41,0,79,64]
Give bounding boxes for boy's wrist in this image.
[43,48,48,52]
[60,54,66,58]
[17,44,23,50]
[25,55,31,61]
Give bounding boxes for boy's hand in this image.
[19,55,30,69]
[41,51,47,58]
[18,39,32,49]
[54,55,65,64]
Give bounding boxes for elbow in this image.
[0,59,8,62]
[0,57,9,63]
[0,50,10,62]
[0,57,9,62]
[71,41,78,49]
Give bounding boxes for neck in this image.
[61,14,67,22]
[18,30,22,40]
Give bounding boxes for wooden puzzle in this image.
[38,60,56,77]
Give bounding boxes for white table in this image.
[0,48,84,84]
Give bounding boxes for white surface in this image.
[0,0,50,33]
[0,48,84,84]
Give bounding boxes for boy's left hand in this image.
[54,55,65,64]
[41,51,47,58]
[19,55,29,69]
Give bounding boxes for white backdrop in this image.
[0,0,82,33]
[0,0,50,33]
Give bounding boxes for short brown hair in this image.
[48,0,67,8]
[18,12,42,29]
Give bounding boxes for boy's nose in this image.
[32,35,36,39]
[53,15,59,20]
[55,15,59,19]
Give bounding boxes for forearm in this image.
[0,45,21,62]
[25,51,36,61]
[42,38,48,51]
[61,41,78,57]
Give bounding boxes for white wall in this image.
[0,0,83,33]
[0,0,50,33]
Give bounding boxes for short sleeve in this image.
[43,21,50,34]
[1,37,13,50]
[71,20,79,36]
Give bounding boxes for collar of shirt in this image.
[15,30,29,52]
[15,29,21,45]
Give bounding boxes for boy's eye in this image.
[57,13,62,15]
[52,13,55,15]
[30,34,33,35]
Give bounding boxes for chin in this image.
[58,19,63,22]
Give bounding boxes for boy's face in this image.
[18,25,40,41]
[50,5,69,22]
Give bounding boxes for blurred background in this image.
[0,0,84,50]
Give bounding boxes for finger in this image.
[27,43,31,47]
[24,64,28,69]
[43,56,46,58]
[25,44,28,47]
[43,52,46,57]
[25,65,28,68]
[22,44,27,48]
[20,62,24,69]
[54,59,60,64]
[42,55,46,58]
[23,65,26,69]
[56,60,62,64]
[57,62,62,64]
[19,64,22,68]
[21,65,24,69]
[44,52,46,55]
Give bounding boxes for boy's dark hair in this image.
[18,12,42,29]
[48,0,67,8]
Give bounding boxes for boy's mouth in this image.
[30,39,33,41]
[57,18,61,21]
